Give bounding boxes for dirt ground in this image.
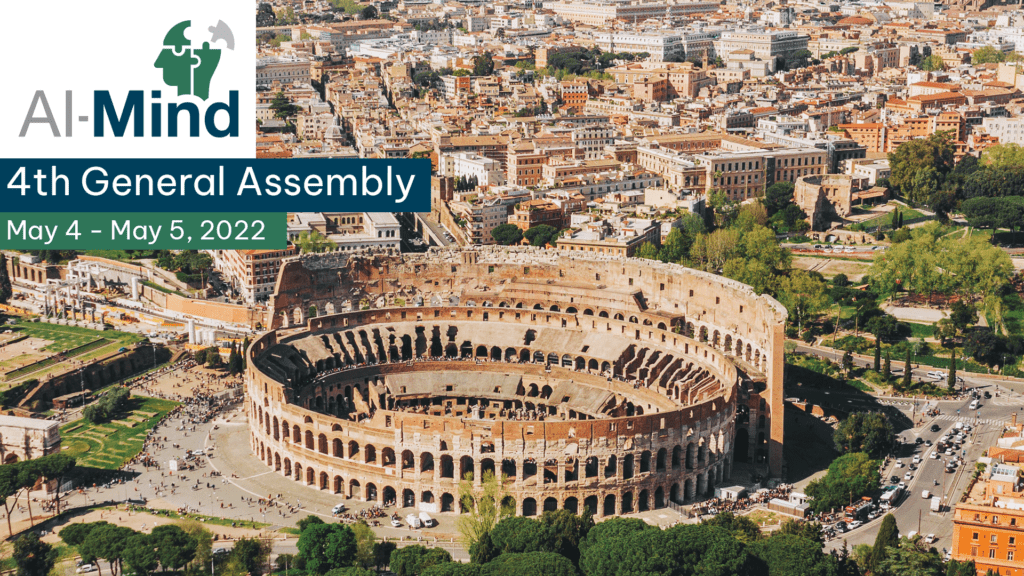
[0,337,49,365]
[791,257,871,281]
[132,363,243,401]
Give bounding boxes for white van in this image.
[332,503,347,515]
[419,512,435,527]
[406,514,423,528]
[969,400,979,410]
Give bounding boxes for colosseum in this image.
[245,247,786,518]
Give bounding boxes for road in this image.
[823,391,1019,555]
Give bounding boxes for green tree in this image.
[372,541,396,571]
[231,537,273,576]
[701,511,761,542]
[0,253,11,305]
[805,452,880,512]
[349,521,376,569]
[902,348,912,388]
[920,54,945,71]
[778,270,830,332]
[635,242,659,260]
[270,91,300,119]
[749,533,835,576]
[360,5,377,19]
[13,532,57,576]
[296,230,337,253]
[763,181,796,216]
[472,52,495,76]
[482,551,577,576]
[888,132,954,198]
[390,546,452,576]
[877,536,944,576]
[883,352,892,381]
[578,517,654,557]
[490,224,523,245]
[834,412,895,458]
[298,523,357,574]
[658,228,691,264]
[870,513,899,574]
[297,514,325,532]
[946,559,978,576]
[457,470,513,552]
[175,519,213,572]
[972,45,1006,64]
[122,533,159,576]
[948,350,958,391]
[523,225,558,248]
[151,524,197,572]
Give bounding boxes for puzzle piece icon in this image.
[155,41,199,96]
[193,42,222,101]
[208,20,235,50]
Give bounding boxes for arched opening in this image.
[655,486,665,508]
[656,448,666,472]
[603,495,616,516]
[383,486,397,506]
[365,444,377,464]
[440,455,454,478]
[623,454,635,479]
[420,452,434,473]
[460,456,474,481]
[318,434,328,454]
[672,446,682,470]
[403,489,415,508]
[333,475,343,494]
[734,428,750,463]
[564,497,578,514]
[621,492,634,514]
[349,440,360,460]
[638,489,649,512]
[441,493,455,512]
[640,450,651,473]
[523,498,537,516]
[543,497,558,512]
[604,455,617,478]
[584,496,598,516]
[349,479,360,498]
[585,456,599,478]
[366,483,377,502]
[319,472,329,490]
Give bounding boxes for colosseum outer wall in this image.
[245,248,786,516]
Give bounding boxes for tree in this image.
[948,349,958,391]
[888,132,954,198]
[777,519,823,544]
[122,533,159,576]
[228,346,244,375]
[920,54,945,71]
[151,524,197,572]
[360,5,377,19]
[231,537,273,576]
[175,519,213,572]
[964,327,1001,366]
[870,513,899,574]
[297,514,325,532]
[902,348,913,388]
[296,230,337,253]
[472,52,495,76]
[701,511,761,542]
[883,352,892,381]
[962,197,1024,235]
[578,517,654,557]
[523,225,557,248]
[778,270,830,332]
[325,569,374,576]
[950,301,979,334]
[297,522,357,574]
[349,521,376,569]
[372,541,396,571]
[270,91,300,119]
[874,337,882,371]
[805,452,880,512]
[946,560,978,576]
[13,532,56,576]
[481,551,577,576]
[763,181,796,216]
[835,409,892,455]
[657,228,691,264]
[0,253,11,305]
[877,536,944,576]
[390,545,452,576]
[867,314,901,343]
[690,227,740,272]
[635,242,659,260]
[457,470,513,553]
[749,533,835,576]
[841,350,854,377]
[490,224,523,245]
[972,45,1006,64]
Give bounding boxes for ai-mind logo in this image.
[19,19,238,138]
[155,20,234,101]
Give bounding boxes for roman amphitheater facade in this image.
[245,247,786,517]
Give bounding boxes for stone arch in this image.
[348,440,360,459]
[603,494,616,516]
[656,448,667,472]
[420,452,434,472]
[333,475,344,493]
[305,430,314,450]
[605,455,617,478]
[640,450,651,473]
[349,479,361,499]
[403,489,415,507]
[318,434,328,454]
[543,497,558,512]
[441,493,455,512]
[383,486,397,506]
[460,456,474,481]
[319,471,329,490]
[638,489,649,511]
[655,486,665,508]
[584,495,598,516]
[365,444,377,464]
[672,445,682,470]
[523,498,537,516]
[621,492,634,513]
[306,467,315,486]
[366,483,377,502]
[333,438,343,457]
[440,455,454,478]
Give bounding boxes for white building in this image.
[715,28,810,72]
[256,56,312,87]
[592,31,684,62]
[450,152,506,187]
[983,117,1024,145]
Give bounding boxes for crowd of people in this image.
[689,484,794,519]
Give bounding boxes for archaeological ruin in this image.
[245,247,786,517]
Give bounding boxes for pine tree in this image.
[874,338,881,372]
[870,513,900,573]
[948,348,958,392]
[0,253,11,305]
[883,352,891,381]
[898,212,904,228]
[902,348,912,389]
[891,209,899,230]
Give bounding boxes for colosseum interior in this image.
[245,247,786,518]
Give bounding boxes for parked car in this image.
[848,520,863,529]
[925,534,937,544]
[391,519,402,528]
[332,503,347,515]
[77,565,97,574]
[930,424,941,432]
[904,472,913,481]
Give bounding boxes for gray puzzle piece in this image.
[208,20,234,50]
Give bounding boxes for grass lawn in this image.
[61,396,178,469]
[905,322,935,339]
[12,321,143,352]
[146,508,269,529]
[859,205,927,228]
